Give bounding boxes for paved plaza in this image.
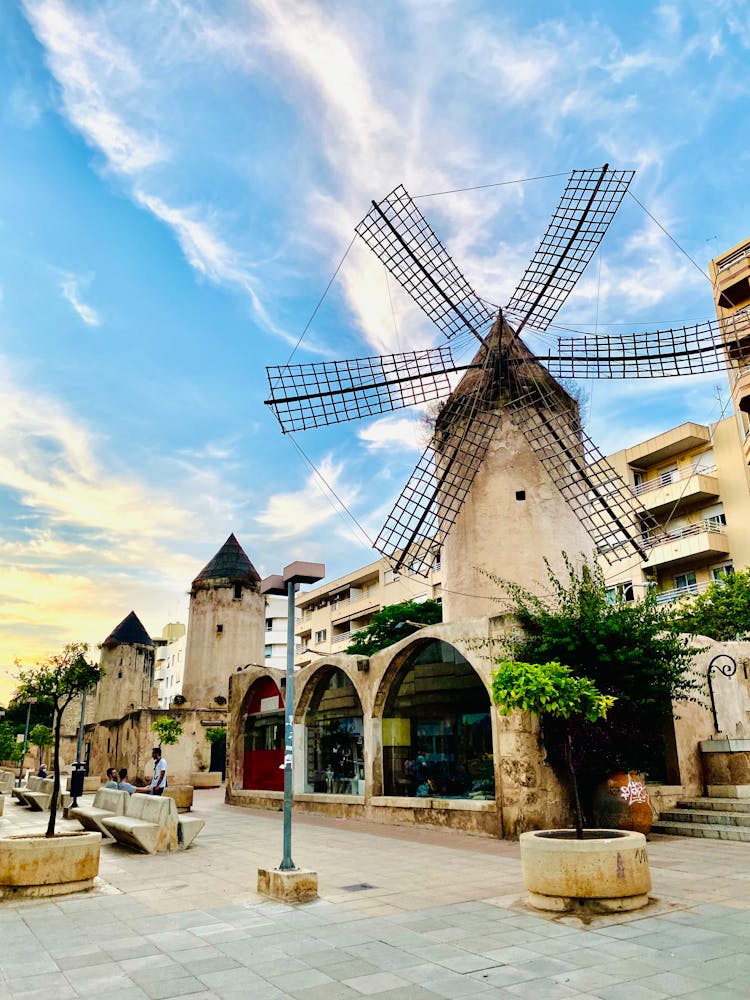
[2,789,750,999]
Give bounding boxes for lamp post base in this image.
[257,866,318,903]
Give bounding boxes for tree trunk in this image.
[46,705,62,837]
[564,729,584,840]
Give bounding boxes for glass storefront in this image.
[382,640,494,800]
[305,668,364,795]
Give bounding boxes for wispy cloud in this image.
[255,454,360,541]
[60,272,99,326]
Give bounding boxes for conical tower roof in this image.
[192,533,261,589]
[101,611,154,649]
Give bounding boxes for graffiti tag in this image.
[618,777,649,806]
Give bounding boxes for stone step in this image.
[660,809,750,827]
[678,797,750,813]
[651,820,750,841]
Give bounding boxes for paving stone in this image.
[342,971,411,995]
[141,976,208,999]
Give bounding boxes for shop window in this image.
[242,677,284,791]
[305,669,364,795]
[381,640,494,801]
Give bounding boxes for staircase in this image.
[652,795,750,841]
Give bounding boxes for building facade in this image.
[294,556,442,668]
[263,594,289,671]
[153,623,187,710]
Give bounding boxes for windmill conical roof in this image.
[192,533,261,588]
[102,611,154,648]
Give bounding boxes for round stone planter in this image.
[520,829,651,913]
[0,831,101,899]
[164,785,194,811]
[190,771,222,788]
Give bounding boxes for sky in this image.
[0,0,748,703]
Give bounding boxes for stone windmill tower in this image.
[94,611,156,722]
[266,168,750,619]
[181,534,265,707]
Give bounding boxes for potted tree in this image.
[191,726,225,788]
[0,643,103,899]
[492,658,652,913]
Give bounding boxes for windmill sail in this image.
[374,353,499,574]
[265,347,471,432]
[356,185,495,347]
[536,312,750,379]
[505,165,634,334]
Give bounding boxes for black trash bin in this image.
[69,762,86,800]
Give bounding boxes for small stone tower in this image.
[94,611,156,722]
[181,534,265,708]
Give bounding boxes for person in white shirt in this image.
[135,747,167,795]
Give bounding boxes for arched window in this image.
[305,669,364,795]
[382,640,494,800]
[242,677,284,791]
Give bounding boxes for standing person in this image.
[135,747,167,795]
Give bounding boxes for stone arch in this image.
[295,658,366,723]
[298,664,365,795]
[375,636,495,800]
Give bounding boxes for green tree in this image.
[152,717,183,746]
[673,569,750,641]
[496,556,700,790]
[345,599,442,656]
[0,722,21,763]
[29,724,53,765]
[205,727,226,745]
[16,643,102,836]
[492,659,615,838]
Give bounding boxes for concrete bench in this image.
[177,815,204,848]
[11,775,44,805]
[70,788,130,837]
[0,793,4,817]
[0,772,15,794]
[101,794,179,854]
[24,777,66,812]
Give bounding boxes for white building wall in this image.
[264,594,289,671]
[154,631,187,709]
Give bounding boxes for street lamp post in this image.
[260,560,324,890]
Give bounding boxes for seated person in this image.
[117,768,136,795]
[104,767,119,789]
[37,764,48,778]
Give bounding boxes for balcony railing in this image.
[645,518,727,547]
[331,628,365,646]
[633,464,717,497]
[654,581,710,605]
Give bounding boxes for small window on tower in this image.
[516,490,526,501]
[234,583,242,600]
[216,624,224,634]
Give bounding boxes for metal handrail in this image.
[654,581,710,604]
[646,518,727,547]
[716,244,750,272]
[633,464,717,497]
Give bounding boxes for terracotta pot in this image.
[593,771,652,835]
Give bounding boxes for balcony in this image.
[643,520,730,571]
[633,465,719,516]
[654,581,710,605]
[626,423,711,469]
[331,596,379,623]
[331,628,365,646]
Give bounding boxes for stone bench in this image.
[23,778,66,812]
[0,794,4,817]
[71,788,130,838]
[101,794,204,854]
[0,772,15,794]
[12,776,46,806]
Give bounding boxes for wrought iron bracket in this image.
[707,654,737,733]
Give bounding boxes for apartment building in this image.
[263,593,289,670]
[153,622,187,709]
[602,237,750,605]
[294,556,441,667]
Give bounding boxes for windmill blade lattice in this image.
[505,381,657,562]
[374,354,499,575]
[505,165,634,335]
[537,311,750,379]
[266,346,473,433]
[356,185,496,347]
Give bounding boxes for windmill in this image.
[265,166,750,616]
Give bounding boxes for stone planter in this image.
[520,829,651,913]
[164,785,194,811]
[0,831,101,899]
[191,771,222,788]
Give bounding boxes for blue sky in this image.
[1,0,748,700]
